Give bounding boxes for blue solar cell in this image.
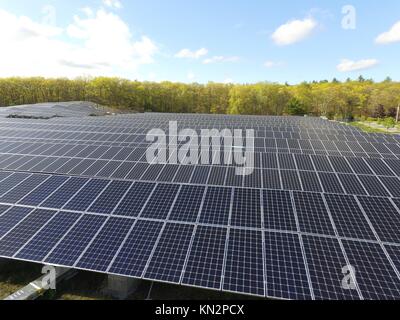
[144,223,194,283]
[231,188,261,229]
[41,177,88,209]
[293,192,336,236]
[16,212,81,261]
[325,194,377,241]
[140,184,180,220]
[281,170,302,191]
[88,180,132,214]
[263,190,297,231]
[223,228,264,296]
[63,179,109,212]
[0,174,48,204]
[18,175,69,206]
[343,240,400,299]
[45,215,107,266]
[112,182,155,217]
[358,175,390,197]
[76,217,135,272]
[303,235,360,300]
[265,232,312,299]
[168,185,205,223]
[182,226,227,289]
[198,187,231,226]
[0,173,31,197]
[0,207,33,238]
[109,220,164,277]
[0,209,56,257]
[357,197,400,244]
[318,172,345,194]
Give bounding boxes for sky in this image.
[0,0,399,84]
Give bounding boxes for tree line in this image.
[0,77,399,120]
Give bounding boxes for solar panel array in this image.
[0,111,400,300]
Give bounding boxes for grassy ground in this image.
[0,260,263,300]
[348,121,400,134]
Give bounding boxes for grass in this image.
[0,260,43,299]
[348,122,388,133]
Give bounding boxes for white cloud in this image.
[187,71,196,80]
[272,18,317,46]
[337,59,379,72]
[375,21,400,44]
[175,48,208,59]
[0,8,157,78]
[223,78,234,84]
[203,56,239,64]
[264,60,285,68]
[103,0,122,9]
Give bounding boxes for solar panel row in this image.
[0,113,400,300]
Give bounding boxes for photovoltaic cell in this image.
[0,209,56,257]
[357,197,400,244]
[18,175,69,206]
[63,179,109,212]
[140,184,180,220]
[263,190,297,231]
[0,173,30,197]
[324,194,376,241]
[0,174,48,204]
[182,226,227,290]
[264,232,312,299]
[231,188,261,229]
[281,170,302,191]
[318,172,344,194]
[223,228,264,296]
[0,207,33,238]
[343,240,400,300]
[168,185,205,223]
[338,174,367,196]
[41,177,88,209]
[16,211,81,261]
[76,217,135,272]
[109,220,163,277]
[88,180,131,214]
[293,192,335,236]
[199,187,231,226]
[144,223,194,283]
[299,171,323,193]
[358,175,390,197]
[303,235,360,300]
[45,215,107,266]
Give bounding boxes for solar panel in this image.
[1,112,400,300]
[231,188,262,229]
[342,240,400,299]
[140,184,180,220]
[264,232,312,299]
[16,211,82,261]
[108,220,164,277]
[182,226,227,289]
[144,223,194,283]
[302,235,361,300]
[324,194,377,241]
[263,190,297,231]
[293,192,336,236]
[76,217,136,272]
[44,214,108,266]
[223,228,264,296]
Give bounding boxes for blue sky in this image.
[0,0,399,83]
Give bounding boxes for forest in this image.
[0,76,399,120]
